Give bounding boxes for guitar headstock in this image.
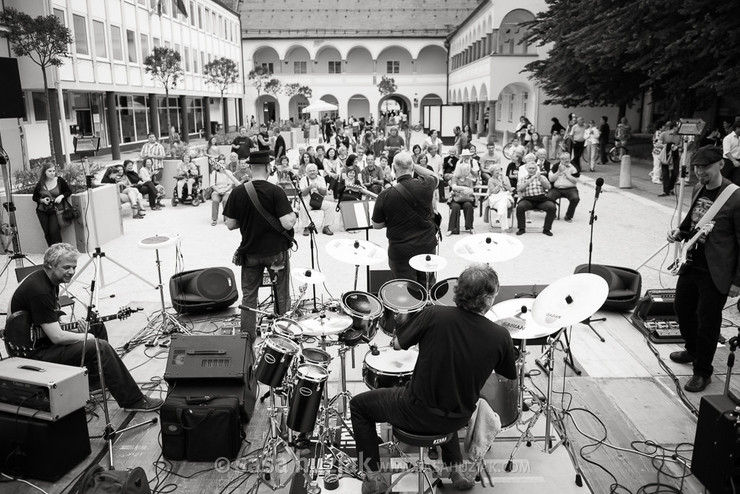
[117,306,143,320]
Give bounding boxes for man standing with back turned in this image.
[667,146,740,392]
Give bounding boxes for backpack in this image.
[71,466,151,494]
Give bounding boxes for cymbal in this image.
[299,311,353,336]
[138,234,180,250]
[453,233,523,264]
[326,239,386,266]
[409,254,448,273]
[291,268,326,285]
[531,273,609,329]
[486,298,559,341]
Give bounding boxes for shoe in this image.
[652,179,662,184]
[516,229,525,235]
[658,193,670,197]
[322,226,334,235]
[590,167,595,172]
[303,228,310,236]
[684,375,711,393]
[427,447,439,460]
[446,231,453,237]
[133,213,145,219]
[450,465,476,490]
[124,395,163,412]
[564,217,573,222]
[157,202,166,208]
[151,205,162,211]
[670,190,675,195]
[669,350,694,364]
[543,230,553,236]
[211,221,217,226]
[361,471,390,494]
[468,229,475,234]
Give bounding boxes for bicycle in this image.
[608,140,628,163]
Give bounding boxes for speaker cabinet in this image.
[692,394,740,493]
[170,267,239,313]
[0,58,25,119]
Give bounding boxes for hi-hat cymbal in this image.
[486,298,559,341]
[326,239,386,266]
[531,273,609,329]
[409,254,448,273]
[453,233,523,264]
[291,268,326,285]
[299,311,353,336]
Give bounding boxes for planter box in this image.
[291,128,303,147]
[280,131,294,150]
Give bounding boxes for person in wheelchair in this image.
[175,154,199,201]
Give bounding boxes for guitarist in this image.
[667,146,740,393]
[372,152,440,285]
[8,243,161,411]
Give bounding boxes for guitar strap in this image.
[693,183,738,231]
[244,181,297,249]
[394,180,442,241]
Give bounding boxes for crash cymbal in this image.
[291,268,326,285]
[299,311,353,336]
[409,253,448,273]
[486,298,559,341]
[453,233,523,264]
[531,274,609,329]
[326,239,386,266]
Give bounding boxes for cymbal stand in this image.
[536,325,582,376]
[253,388,301,490]
[292,176,320,311]
[145,247,189,345]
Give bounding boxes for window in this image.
[140,34,148,63]
[72,14,89,56]
[175,44,181,57]
[204,9,210,31]
[198,6,203,29]
[184,47,190,71]
[153,37,160,48]
[111,26,123,61]
[126,29,137,63]
[328,61,341,74]
[294,61,307,74]
[164,40,170,48]
[190,2,195,26]
[32,91,48,121]
[193,49,198,72]
[93,20,107,59]
[261,62,274,73]
[386,61,399,74]
[201,52,206,73]
[52,8,65,25]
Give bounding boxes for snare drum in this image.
[362,346,419,389]
[429,278,458,307]
[378,280,428,337]
[340,291,383,346]
[287,364,329,433]
[255,335,300,388]
[272,318,304,341]
[300,347,332,368]
[480,372,519,428]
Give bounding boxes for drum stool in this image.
[388,427,454,494]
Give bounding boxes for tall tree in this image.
[263,78,282,97]
[143,47,183,132]
[378,76,397,96]
[283,83,313,100]
[0,7,73,165]
[204,57,240,127]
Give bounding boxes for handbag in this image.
[61,198,79,222]
[71,465,151,494]
[203,186,214,200]
[657,144,672,165]
[309,191,324,210]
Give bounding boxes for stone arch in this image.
[284,45,311,74]
[256,94,280,124]
[347,94,370,120]
[253,46,280,73]
[289,94,310,123]
[479,84,488,103]
[377,46,413,74]
[496,82,533,127]
[346,46,373,74]
[498,9,536,55]
[416,45,447,74]
[463,87,469,103]
[314,46,342,74]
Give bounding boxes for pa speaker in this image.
[0,58,26,119]
[691,394,740,493]
[170,267,239,313]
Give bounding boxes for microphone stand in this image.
[291,175,320,312]
[582,182,606,343]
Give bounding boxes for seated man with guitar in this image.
[6,243,162,411]
[667,146,740,392]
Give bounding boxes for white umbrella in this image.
[302,100,338,113]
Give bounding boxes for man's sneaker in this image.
[516,229,526,235]
[322,226,334,235]
[684,375,711,393]
[124,396,163,412]
[542,229,553,236]
[361,471,390,494]
[450,464,476,490]
[669,350,694,364]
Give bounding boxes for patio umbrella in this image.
[302,100,338,113]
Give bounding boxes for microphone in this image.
[595,177,604,199]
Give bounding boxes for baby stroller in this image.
[171,174,204,206]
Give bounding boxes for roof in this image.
[235,0,481,38]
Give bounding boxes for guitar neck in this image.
[60,313,118,332]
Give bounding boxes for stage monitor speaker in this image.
[691,394,740,493]
[0,58,26,119]
[369,269,394,296]
[170,267,239,313]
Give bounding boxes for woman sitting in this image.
[175,154,199,200]
[139,157,166,207]
[32,162,72,246]
[485,166,514,232]
[447,161,477,236]
[123,159,160,211]
[209,155,239,226]
[101,166,147,218]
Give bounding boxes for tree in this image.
[264,78,282,97]
[204,57,239,128]
[378,75,397,96]
[0,7,73,165]
[143,46,183,132]
[248,65,271,98]
[283,83,313,99]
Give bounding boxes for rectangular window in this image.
[175,44,181,57]
[198,6,203,29]
[261,62,274,73]
[32,91,48,121]
[138,0,146,5]
[72,14,89,56]
[328,61,341,74]
[294,61,307,74]
[126,29,137,63]
[184,47,190,71]
[193,49,198,72]
[52,8,65,25]
[386,61,399,74]
[204,9,210,31]
[93,20,107,59]
[153,37,160,48]
[189,2,195,26]
[164,40,170,48]
[201,52,206,72]
[218,15,223,37]
[140,33,148,63]
[111,25,123,61]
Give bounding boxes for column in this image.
[149,93,161,138]
[179,94,189,143]
[477,102,485,137]
[487,100,496,140]
[203,98,212,141]
[105,91,121,160]
[223,97,230,133]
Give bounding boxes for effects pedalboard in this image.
[630,289,685,344]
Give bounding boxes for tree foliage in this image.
[283,83,313,99]
[264,78,282,96]
[203,57,239,95]
[523,0,740,117]
[143,47,183,130]
[378,76,397,96]
[248,65,271,96]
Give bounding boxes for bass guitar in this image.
[3,306,142,358]
[668,222,714,276]
[345,184,379,199]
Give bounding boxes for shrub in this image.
[14,158,106,194]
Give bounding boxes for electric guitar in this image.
[668,222,714,276]
[3,306,142,358]
[345,184,379,199]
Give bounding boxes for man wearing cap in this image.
[667,146,740,392]
[223,150,297,340]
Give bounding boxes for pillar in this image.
[105,91,121,160]
[179,94,189,143]
[223,97,230,133]
[149,93,161,138]
[203,97,212,141]
[476,102,485,137]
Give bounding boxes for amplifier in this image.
[630,289,683,344]
[0,357,89,421]
[635,289,676,318]
[691,394,740,493]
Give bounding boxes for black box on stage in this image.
[369,270,394,296]
[0,407,90,480]
[691,394,740,493]
[160,394,243,462]
[635,289,676,318]
[164,334,257,420]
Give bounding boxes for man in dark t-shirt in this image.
[8,243,160,411]
[350,264,517,494]
[223,151,297,339]
[372,152,438,285]
[231,126,254,160]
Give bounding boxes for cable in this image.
[0,473,50,494]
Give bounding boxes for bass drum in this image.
[362,346,418,389]
[479,372,520,429]
[429,278,458,307]
[378,280,428,337]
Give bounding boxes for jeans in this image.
[211,191,228,222]
[350,386,468,472]
[674,264,727,378]
[240,250,290,340]
[547,187,580,220]
[448,200,474,232]
[516,198,556,231]
[571,140,585,175]
[36,210,61,246]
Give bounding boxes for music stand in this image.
[338,200,375,291]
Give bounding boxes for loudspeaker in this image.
[170,267,239,313]
[368,269,394,296]
[0,58,26,119]
[0,407,91,481]
[691,394,740,493]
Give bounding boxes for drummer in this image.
[350,263,517,493]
